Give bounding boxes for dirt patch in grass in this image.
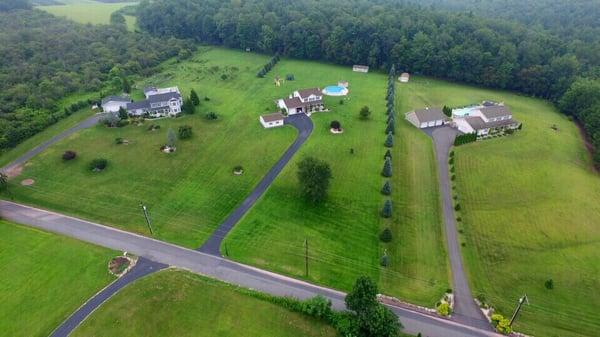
[21,179,35,186]
[4,164,23,178]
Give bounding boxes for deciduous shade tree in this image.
[178,125,192,139]
[359,106,371,120]
[381,157,392,177]
[381,180,392,195]
[384,132,394,147]
[297,156,332,203]
[381,200,392,218]
[345,276,402,337]
[190,89,200,106]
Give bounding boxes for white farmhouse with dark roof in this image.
[259,112,285,128]
[405,107,449,128]
[101,96,131,113]
[277,88,324,115]
[127,86,183,118]
[453,105,520,136]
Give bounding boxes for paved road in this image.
[50,257,167,337]
[0,113,105,175]
[428,126,491,330]
[1,200,501,337]
[198,114,313,255]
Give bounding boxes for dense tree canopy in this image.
[137,0,600,165]
[0,9,193,151]
[138,0,591,101]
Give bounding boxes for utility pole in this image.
[304,238,309,277]
[509,294,529,326]
[139,202,154,235]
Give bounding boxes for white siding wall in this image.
[102,102,127,113]
[260,117,284,128]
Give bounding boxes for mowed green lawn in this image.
[0,220,116,337]
[38,0,137,30]
[72,270,336,337]
[223,59,450,306]
[5,48,296,248]
[415,80,600,336]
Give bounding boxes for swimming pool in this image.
[322,85,349,96]
[452,106,478,117]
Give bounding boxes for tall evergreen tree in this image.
[381,180,392,195]
[386,121,395,134]
[381,200,392,218]
[384,132,394,147]
[382,157,392,177]
[384,149,392,160]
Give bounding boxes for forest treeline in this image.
[136,0,600,164]
[0,8,193,150]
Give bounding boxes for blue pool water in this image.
[453,106,478,117]
[324,85,344,93]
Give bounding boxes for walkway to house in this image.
[198,113,313,255]
[427,126,491,330]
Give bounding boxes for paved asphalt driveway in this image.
[0,200,501,337]
[1,113,106,175]
[429,126,491,330]
[198,113,313,255]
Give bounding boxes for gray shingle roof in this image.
[466,116,519,130]
[146,91,181,103]
[296,88,321,99]
[413,108,448,123]
[480,105,511,119]
[283,97,304,109]
[261,112,285,122]
[126,100,150,110]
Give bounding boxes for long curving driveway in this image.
[429,126,491,330]
[198,113,313,255]
[0,200,501,337]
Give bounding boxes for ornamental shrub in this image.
[62,150,77,161]
[89,158,108,171]
[437,302,451,316]
[379,227,392,242]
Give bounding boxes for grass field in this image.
[72,270,336,337]
[4,48,296,248]
[38,0,137,30]
[2,47,449,306]
[0,220,116,337]
[444,87,600,336]
[223,59,450,306]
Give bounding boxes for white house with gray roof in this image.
[127,86,182,118]
[453,104,520,136]
[277,88,324,115]
[405,107,449,128]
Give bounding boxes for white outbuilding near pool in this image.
[405,107,449,128]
